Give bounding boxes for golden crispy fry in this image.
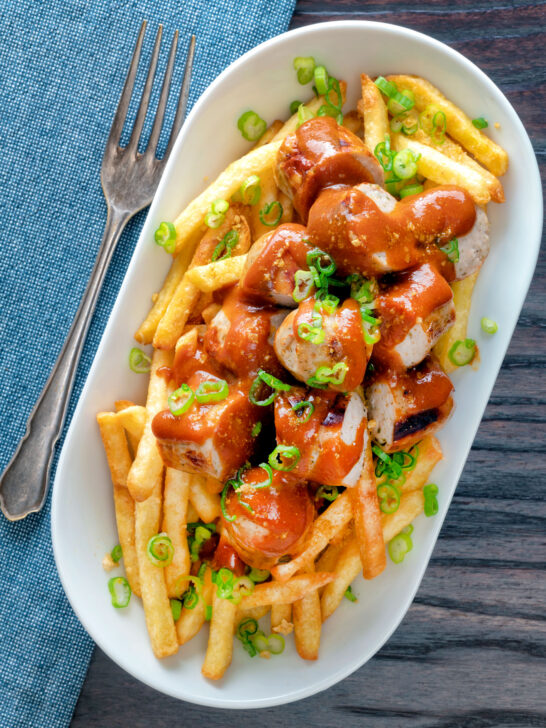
[163,468,191,598]
[116,405,147,453]
[114,399,134,411]
[293,565,321,660]
[409,128,504,203]
[433,272,479,373]
[382,490,425,543]
[202,591,237,680]
[135,476,178,658]
[205,476,223,494]
[386,75,508,176]
[154,208,251,349]
[177,567,213,645]
[189,475,221,522]
[185,254,247,293]
[392,134,490,205]
[126,350,172,502]
[350,437,386,580]
[272,490,353,582]
[315,524,352,573]
[270,83,347,144]
[342,109,363,138]
[320,538,361,622]
[253,120,283,149]
[135,243,196,345]
[242,573,335,608]
[235,605,270,628]
[191,291,214,322]
[96,412,141,597]
[187,502,199,524]
[270,603,292,631]
[398,436,443,493]
[358,73,389,152]
[173,141,282,256]
[202,302,222,325]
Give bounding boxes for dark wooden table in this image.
[71,2,546,725]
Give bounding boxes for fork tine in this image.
[106,20,147,150]
[146,29,179,156]
[127,24,163,153]
[164,35,196,158]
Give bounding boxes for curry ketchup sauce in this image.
[307,184,476,278]
[222,468,314,570]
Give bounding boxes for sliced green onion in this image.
[216,567,234,597]
[293,269,314,303]
[249,369,291,407]
[212,229,239,261]
[195,379,229,404]
[189,525,214,562]
[168,383,194,416]
[240,175,262,206]
[393,149,420,180]
[259,201,283,227]
[108,576,131,608]
[128,347,151,374]
[307,248,337,278]
[297,103,315,127]
[230,576,255,605]
[257,369,291,392]
[388,532,413,564]
[293,56,315,85]
[348,274,375,304]
[237,110,267,142]
[374,76,398,98]
[297,322,325,345]
[481,317,498,334]
[205,211,224,229]
[315,291,339,315]
[314,65,329,95]
[432,110,447,144]
[394,110,419,135]
[316,484,339,502]
[205,605,212,621]
[251,421,262,437]
[110,544,122,563]
[448,338,477,367]
[387,89,415,116]
[390,115,405,134]
[306,375,328,389]
[399,184,424,199]
[212,199,229,215]
[472,117,488,129]
[251,630,270,653]
[290,100,302,115]
[170,598,182,622]
[424,483,439,517]
[175,575,203,609]
[344,585,357,602]
[373,445,404,482]
[221,479,238,522]
[183,587,199,611]
[374,136,394,172]
[252,463,273,489]
[154,221,176,254]
[314,362,348,386]
[147,533,174,567]
[439,237,459,263]
[377,483,401,514]
[267,634,285,654]
[269,445,300,472]
[292,400,315,424]
[237,617,259,657]
[402,524,414,536]
[248,567,270,583]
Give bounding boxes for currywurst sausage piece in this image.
[275,116,384,221]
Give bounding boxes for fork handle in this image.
[0,206,129,520]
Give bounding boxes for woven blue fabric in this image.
[0,1,296,726]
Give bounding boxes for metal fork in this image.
[0,21,196,521]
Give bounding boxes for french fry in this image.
[293,565,321,660]
[342,109,363,138]
[185,254,247,293]
[385,75,508,176]
[115,405,147,452]
[271,490,353,582]
[202,302,221,325]
[235,605,270,628]
[135,476,178,658]
[96,411,141,597]
[322,490,427,621]
[177,566,213,645]
[189,475,221,522]
[433,271,479,373]
[358,73,389,152]
[115,399,134,410]
[242,573,335,608]
[173,141,282,256]
[163,468,191,598]
[205,476,224,494]
[154,207,251,349]
[270,603,292,631]
[350,437,386,579]
[270,83,347,143]
[135,242,196,345]
[382,490,425,543]
[126,349,172,502]
[409,128,504,203]
[320,538,361,622]
[187,502,199,524]
[253,119,283,149]
[202,590,237,680]
[392,134,491,205]
[398,436,443,493]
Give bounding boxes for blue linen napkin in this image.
[0,1,296,725]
